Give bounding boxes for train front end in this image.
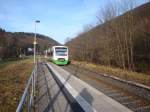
[52,46,69,65]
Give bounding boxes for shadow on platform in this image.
[36,64,93,112]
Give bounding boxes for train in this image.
[50,46,69,65]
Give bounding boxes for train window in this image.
[55,47,67,51]
[55,47,67,56]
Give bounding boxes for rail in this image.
[16,63,37,112]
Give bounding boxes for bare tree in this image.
[120,0,136,71]
[97,1,117,24]
[66,1,150,73]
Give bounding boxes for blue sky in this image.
[0,0,149,44]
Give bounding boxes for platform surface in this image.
[35,63,73,112]
[47,63,133,112]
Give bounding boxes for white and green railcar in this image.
[51,46,69,65]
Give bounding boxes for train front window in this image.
[55,47,67,56]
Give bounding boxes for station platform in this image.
[35,63,73,112]
[47,63,133,112]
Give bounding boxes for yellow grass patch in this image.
[72,61,150,86]
[0,59,34,112]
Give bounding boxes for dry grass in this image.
[72,61,150,86]
[0,59,33,112]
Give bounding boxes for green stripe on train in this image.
[52,59,68,65]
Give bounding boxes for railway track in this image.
[62,64,150,112]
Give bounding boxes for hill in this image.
[6,32,60,48]
[0,29,60,58]
[66,2,150,73]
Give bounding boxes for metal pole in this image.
[34,22,36,63]
[33,20,40,109]
[33,20,40,63]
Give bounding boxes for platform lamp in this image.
[33,20,40,63]
[33,20,40,105]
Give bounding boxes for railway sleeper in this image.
[134,105,150,112]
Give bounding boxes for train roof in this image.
[52,46,68,48]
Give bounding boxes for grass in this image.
[0,57,31,69]
[71,61,150,86]
[0,59,18,69]
[0,58,34,112]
